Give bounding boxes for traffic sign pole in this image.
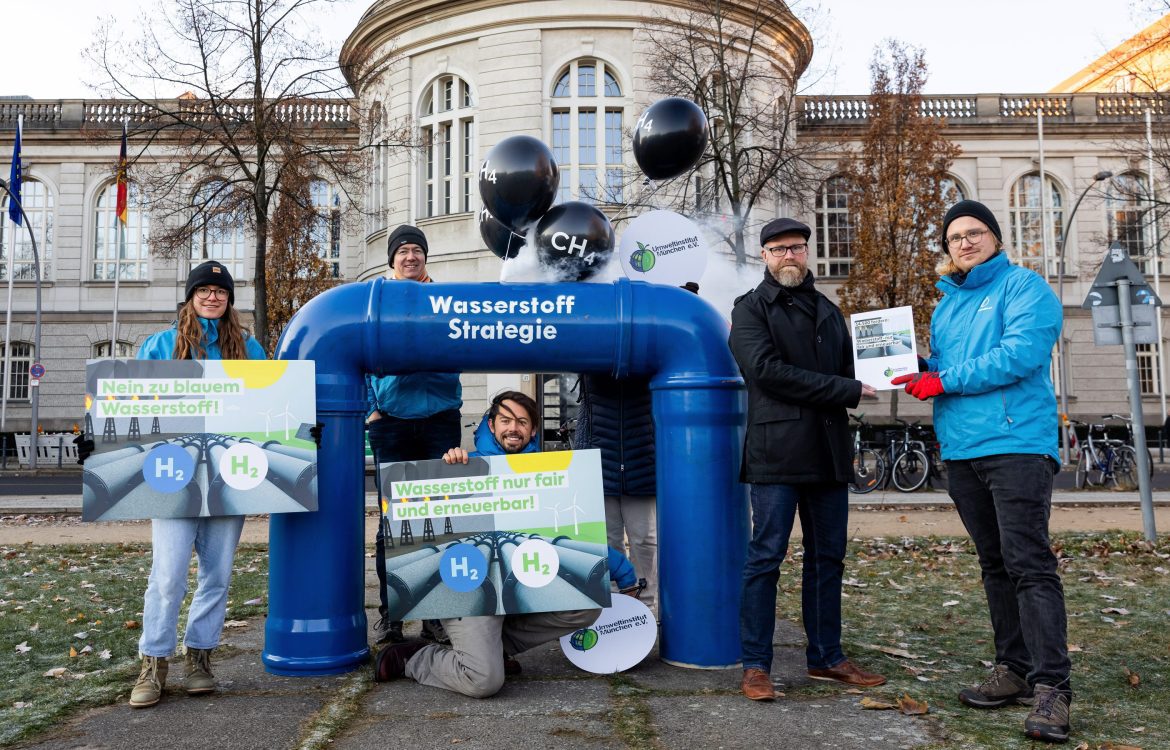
[1117,277,1158,542]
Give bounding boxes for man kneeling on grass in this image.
[373,391,600,698]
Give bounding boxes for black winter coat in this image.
[728,271,861,484]
[572,374,656,496]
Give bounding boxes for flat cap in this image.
[760,218,811,246]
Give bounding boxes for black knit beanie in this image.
[185,260,235,305]
[941,200,1002,250]
[387,224,429,266]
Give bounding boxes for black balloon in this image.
[478,136,560,232]
[534,202,615,281]
[632,97,709,181]
[478,206,525,260]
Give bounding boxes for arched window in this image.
[1,178,54,281]
[1107,172,1153,272]
[419,76,475,217]
[814,176,854,277]
[93,340,135,359]
[310,180,341,278]
[549,59,625,204]
[191,180,246,278]
[1007,173,1063,276]
[93,181,150,280]
[0,341,34,401]
[367,102,387,231]
[939,175,966,205]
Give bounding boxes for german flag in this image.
[115,120,128,224]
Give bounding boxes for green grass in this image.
[778,531,1170,749]
[0,543,270,747]
[514,520,608,545]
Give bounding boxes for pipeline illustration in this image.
[82,433,318,521]
[385,530,610,621]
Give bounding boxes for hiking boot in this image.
[129,656,168,708]
[503,652,522,676]
[184,647,216,695]
[420,619,451,646]
[1024,684,1071,743]
[373,616,405,645]
[958,664,1032,709]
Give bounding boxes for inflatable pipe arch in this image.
[263,277,748,675]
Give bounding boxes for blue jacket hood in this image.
[137,317,267,361]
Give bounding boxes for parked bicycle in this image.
[1103,413,1154,480]
[849,414,885,494]
[885,419,931,493]
[1070,418,1137,490]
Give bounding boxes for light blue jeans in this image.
[139,515,245,657]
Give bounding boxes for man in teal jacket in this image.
[892,200,1070,744]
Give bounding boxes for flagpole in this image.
[2,115,21,452]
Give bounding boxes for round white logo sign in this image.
[618,210,708,286]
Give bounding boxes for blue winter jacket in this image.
[924,252,1061,462]
[366,372,462,420]
[468,414,638,587]
[137,317,267,361]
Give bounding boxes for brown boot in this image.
[129,656,168,708]
[741,668,776,701]
[807,659,887,688]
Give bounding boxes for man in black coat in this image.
[729,217,885,702]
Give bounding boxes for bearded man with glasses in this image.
[729,217,885,703]
[890,200,1071,743]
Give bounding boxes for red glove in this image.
[890,371,945,401]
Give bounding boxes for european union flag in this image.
[7,115,21,226]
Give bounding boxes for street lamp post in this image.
[1055,170,1113,464]
[0,177,44,469]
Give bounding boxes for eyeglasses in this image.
[764,243,809,257]
[194,286,229,300]
[945,228,989,248]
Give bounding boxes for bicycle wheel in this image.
[929,451,948,489]
[1076,450,1104,488]
[849,449,885,494]
[1111,446,1138,491]
[891,449,929,492]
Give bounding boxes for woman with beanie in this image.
[130,260,267,708]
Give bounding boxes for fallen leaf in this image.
[29,622,39,633]
[898,515,908,523]
[68,646,78,658]
[861,644,922,659]
[42,667,67,678]
[897,694,929,715]
[1067,644,1083,653]
[243,597,263,606]
[1099,744,1144,750]
[80,645,93,655]
[124,620,140,630]
[1124,667,1140,688]
[942,600,960,607]
[222,620,248,628]
[14,642,31,654]
[13,701,32,709]
[72,631,88,639]
[859,696,897,710]
[1102,607,1131,616]
[99,649,112,660]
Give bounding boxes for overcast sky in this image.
[4,0,1161,99]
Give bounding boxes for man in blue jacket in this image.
[892,200,1071,743]
[368,225,463,645]
[373,391,601,698]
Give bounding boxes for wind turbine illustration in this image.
[259,408,274,436]
[277,402,297,440]
[551,494,584,535]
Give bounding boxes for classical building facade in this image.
[1,0,1167,444]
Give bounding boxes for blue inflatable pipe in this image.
[264,277,747,674]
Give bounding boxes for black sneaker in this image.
[1024,684,1071,743]
[373,617,405,645]
[420,619,451,646]
[959,664,1033,708]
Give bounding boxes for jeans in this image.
[369,408,462,615]
[139,515,245,657]
[406,609,600,698]
[740,482,848,672]
[948,454,1071,690]
[605,494,657,610]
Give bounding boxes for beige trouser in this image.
[406,609,600,698]
[606,494,658,611]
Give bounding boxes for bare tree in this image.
[641,0,827,266]
[835,41,961,419]
[85,0,408,346]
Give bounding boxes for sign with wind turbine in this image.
[376,449,608,620]
[81,359,318,521]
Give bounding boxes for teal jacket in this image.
[137,318,267,361]
[924,252,1062,462]
[366,372,462,420]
